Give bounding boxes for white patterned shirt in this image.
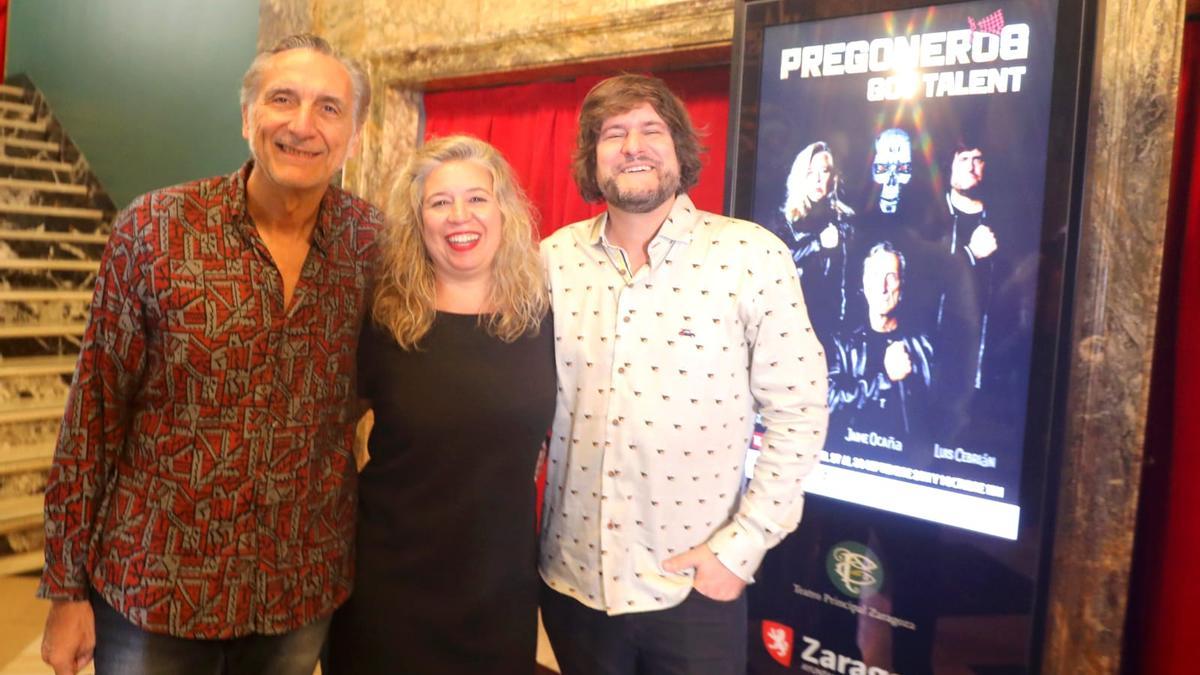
[539,194,829,615]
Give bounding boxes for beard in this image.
[599,168,681,214]
[951,176,984,199]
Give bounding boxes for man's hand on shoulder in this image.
[663,545,747,601]
[42,599,95,675]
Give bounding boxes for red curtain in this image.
[1136,18,1200,673]
[0,0,8,79]
[423,67,731,239]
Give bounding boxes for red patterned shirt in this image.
[39,162,381,638]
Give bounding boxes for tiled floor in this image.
[0,573,559,674]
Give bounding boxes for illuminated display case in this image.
[726,0,1093,670]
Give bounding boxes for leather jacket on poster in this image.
[764,199,854,344]
[827,324,934,439]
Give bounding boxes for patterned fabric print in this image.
[40,163,381,638]
[539,194,830,615]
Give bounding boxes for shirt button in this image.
[617,367,626,374]
[607,522,619,530]
[607,470,620,477]
[623,315,631,323]
[612,419,620,426]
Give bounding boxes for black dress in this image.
[326,312,556,675]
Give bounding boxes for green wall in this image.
[6,1,259,206]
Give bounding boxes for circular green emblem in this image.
[826,540,884,598]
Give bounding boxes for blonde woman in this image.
[326,135,554,675]
[767,140,856,342]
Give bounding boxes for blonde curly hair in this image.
[372,135,547,349]
[782,141,854,224]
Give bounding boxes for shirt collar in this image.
[227,161,257,248]
[230,159,336,255]
[585,193,701,248]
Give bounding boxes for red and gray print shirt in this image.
[39,162,381,638]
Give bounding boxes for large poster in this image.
[751,0,1059,540]
[732,0,1090,671]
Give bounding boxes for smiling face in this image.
[242,48,358,200]
[420,160,503,286]
[594,102,681,214]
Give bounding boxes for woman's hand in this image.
[819,223,840,249]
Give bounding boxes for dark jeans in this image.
[540,581,747,675]
[90,590,329,675]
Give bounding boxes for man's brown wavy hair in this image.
[571,74,704,203]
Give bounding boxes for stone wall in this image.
[261,0,734,207]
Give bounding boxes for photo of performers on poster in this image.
[752,0,1057,539]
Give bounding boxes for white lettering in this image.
[781,24,1030,82]
[868,38,893,71]
[920,31,946,67]
[1001,23,1030,60]
[1007,65,1026,92]
[824,42,847,76]
[780,47,804,79]
[923,67,1027,98]
[944,29,972,65]
[793,583,823,601]
[800,636,822,664]
[801,45,823,78]
[844,40,870,73]
[972,32,999,62]
[867,605,918,630]
[892,34,921,69]
[844,427,905,450]
[799,634,901,674]
[934,443,999,469]
[955,447,998,468]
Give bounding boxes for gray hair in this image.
[240,34,371,129]
[865,240,906,279]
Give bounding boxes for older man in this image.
[539,74,829,675]
[38,34,381,675]
[827,241,934,445]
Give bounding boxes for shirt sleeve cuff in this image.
[38,568,90,602]
[707,523,769,585]
[37,581,89,602]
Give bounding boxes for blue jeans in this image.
[90,590,329,675]
[540,580,747,675]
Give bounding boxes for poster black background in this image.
[751,0,1059,512]
[728,0,1093,671]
